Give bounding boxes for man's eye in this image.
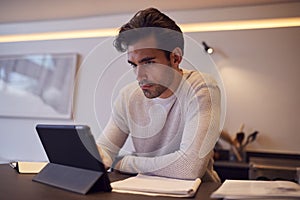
[144,61,155,66]
[130,63,137,68]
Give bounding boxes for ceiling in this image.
[0,0,297,24]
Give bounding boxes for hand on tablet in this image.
[97,146,111,170]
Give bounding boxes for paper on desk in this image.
[111,174,201,197]
[16,161,48,173]
[211,180,300,199]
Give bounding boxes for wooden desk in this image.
[0,164,221,200]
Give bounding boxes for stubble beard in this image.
[142,84,168,99]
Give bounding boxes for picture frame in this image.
[0,53,78,119]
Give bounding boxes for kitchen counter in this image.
[213,151,300,182]
[213,161,249,182]
[249,157,300,182]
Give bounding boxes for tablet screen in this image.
[36,124,105,172]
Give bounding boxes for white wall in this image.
[194,28,300,154]
[0,3,299,163]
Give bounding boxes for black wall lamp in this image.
[202,41,214,54]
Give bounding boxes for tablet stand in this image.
[33,163,111,194]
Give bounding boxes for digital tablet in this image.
[34,124,112,193]
[35,124,105,172]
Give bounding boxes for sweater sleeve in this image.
[96,117,129,167]
[119,78,221,180]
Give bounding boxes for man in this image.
[97,8,221,182]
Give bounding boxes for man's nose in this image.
[135,65,147,82]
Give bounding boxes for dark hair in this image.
[113,8,184,59]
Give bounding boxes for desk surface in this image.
[0,164,221,200]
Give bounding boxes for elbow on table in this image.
[182,162,206,180]
[153,159,206,180]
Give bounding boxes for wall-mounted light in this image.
[202,41,214,54]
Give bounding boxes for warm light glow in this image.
[0,28,118,43]
[207,48,214,54]
[180,17,300,32]
[0,17,299,43]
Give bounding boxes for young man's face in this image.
[127,36,178,99]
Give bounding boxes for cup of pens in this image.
[221,124,259,162]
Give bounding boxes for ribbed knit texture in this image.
[97,69,221,182]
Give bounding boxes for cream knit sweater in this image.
[97,69,221,182]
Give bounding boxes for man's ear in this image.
[171,47,183,66]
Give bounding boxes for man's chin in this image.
[142,89,157,99]
[140,84,167,99]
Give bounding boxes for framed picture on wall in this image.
[0,53,78,119]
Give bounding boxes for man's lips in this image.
[140,83,153,90]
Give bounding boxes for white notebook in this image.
[211,180,300,199]
[111,174,201,197]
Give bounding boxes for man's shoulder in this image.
[182,69,218,87]
[118,82,144,101]
[119,82,139,94]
